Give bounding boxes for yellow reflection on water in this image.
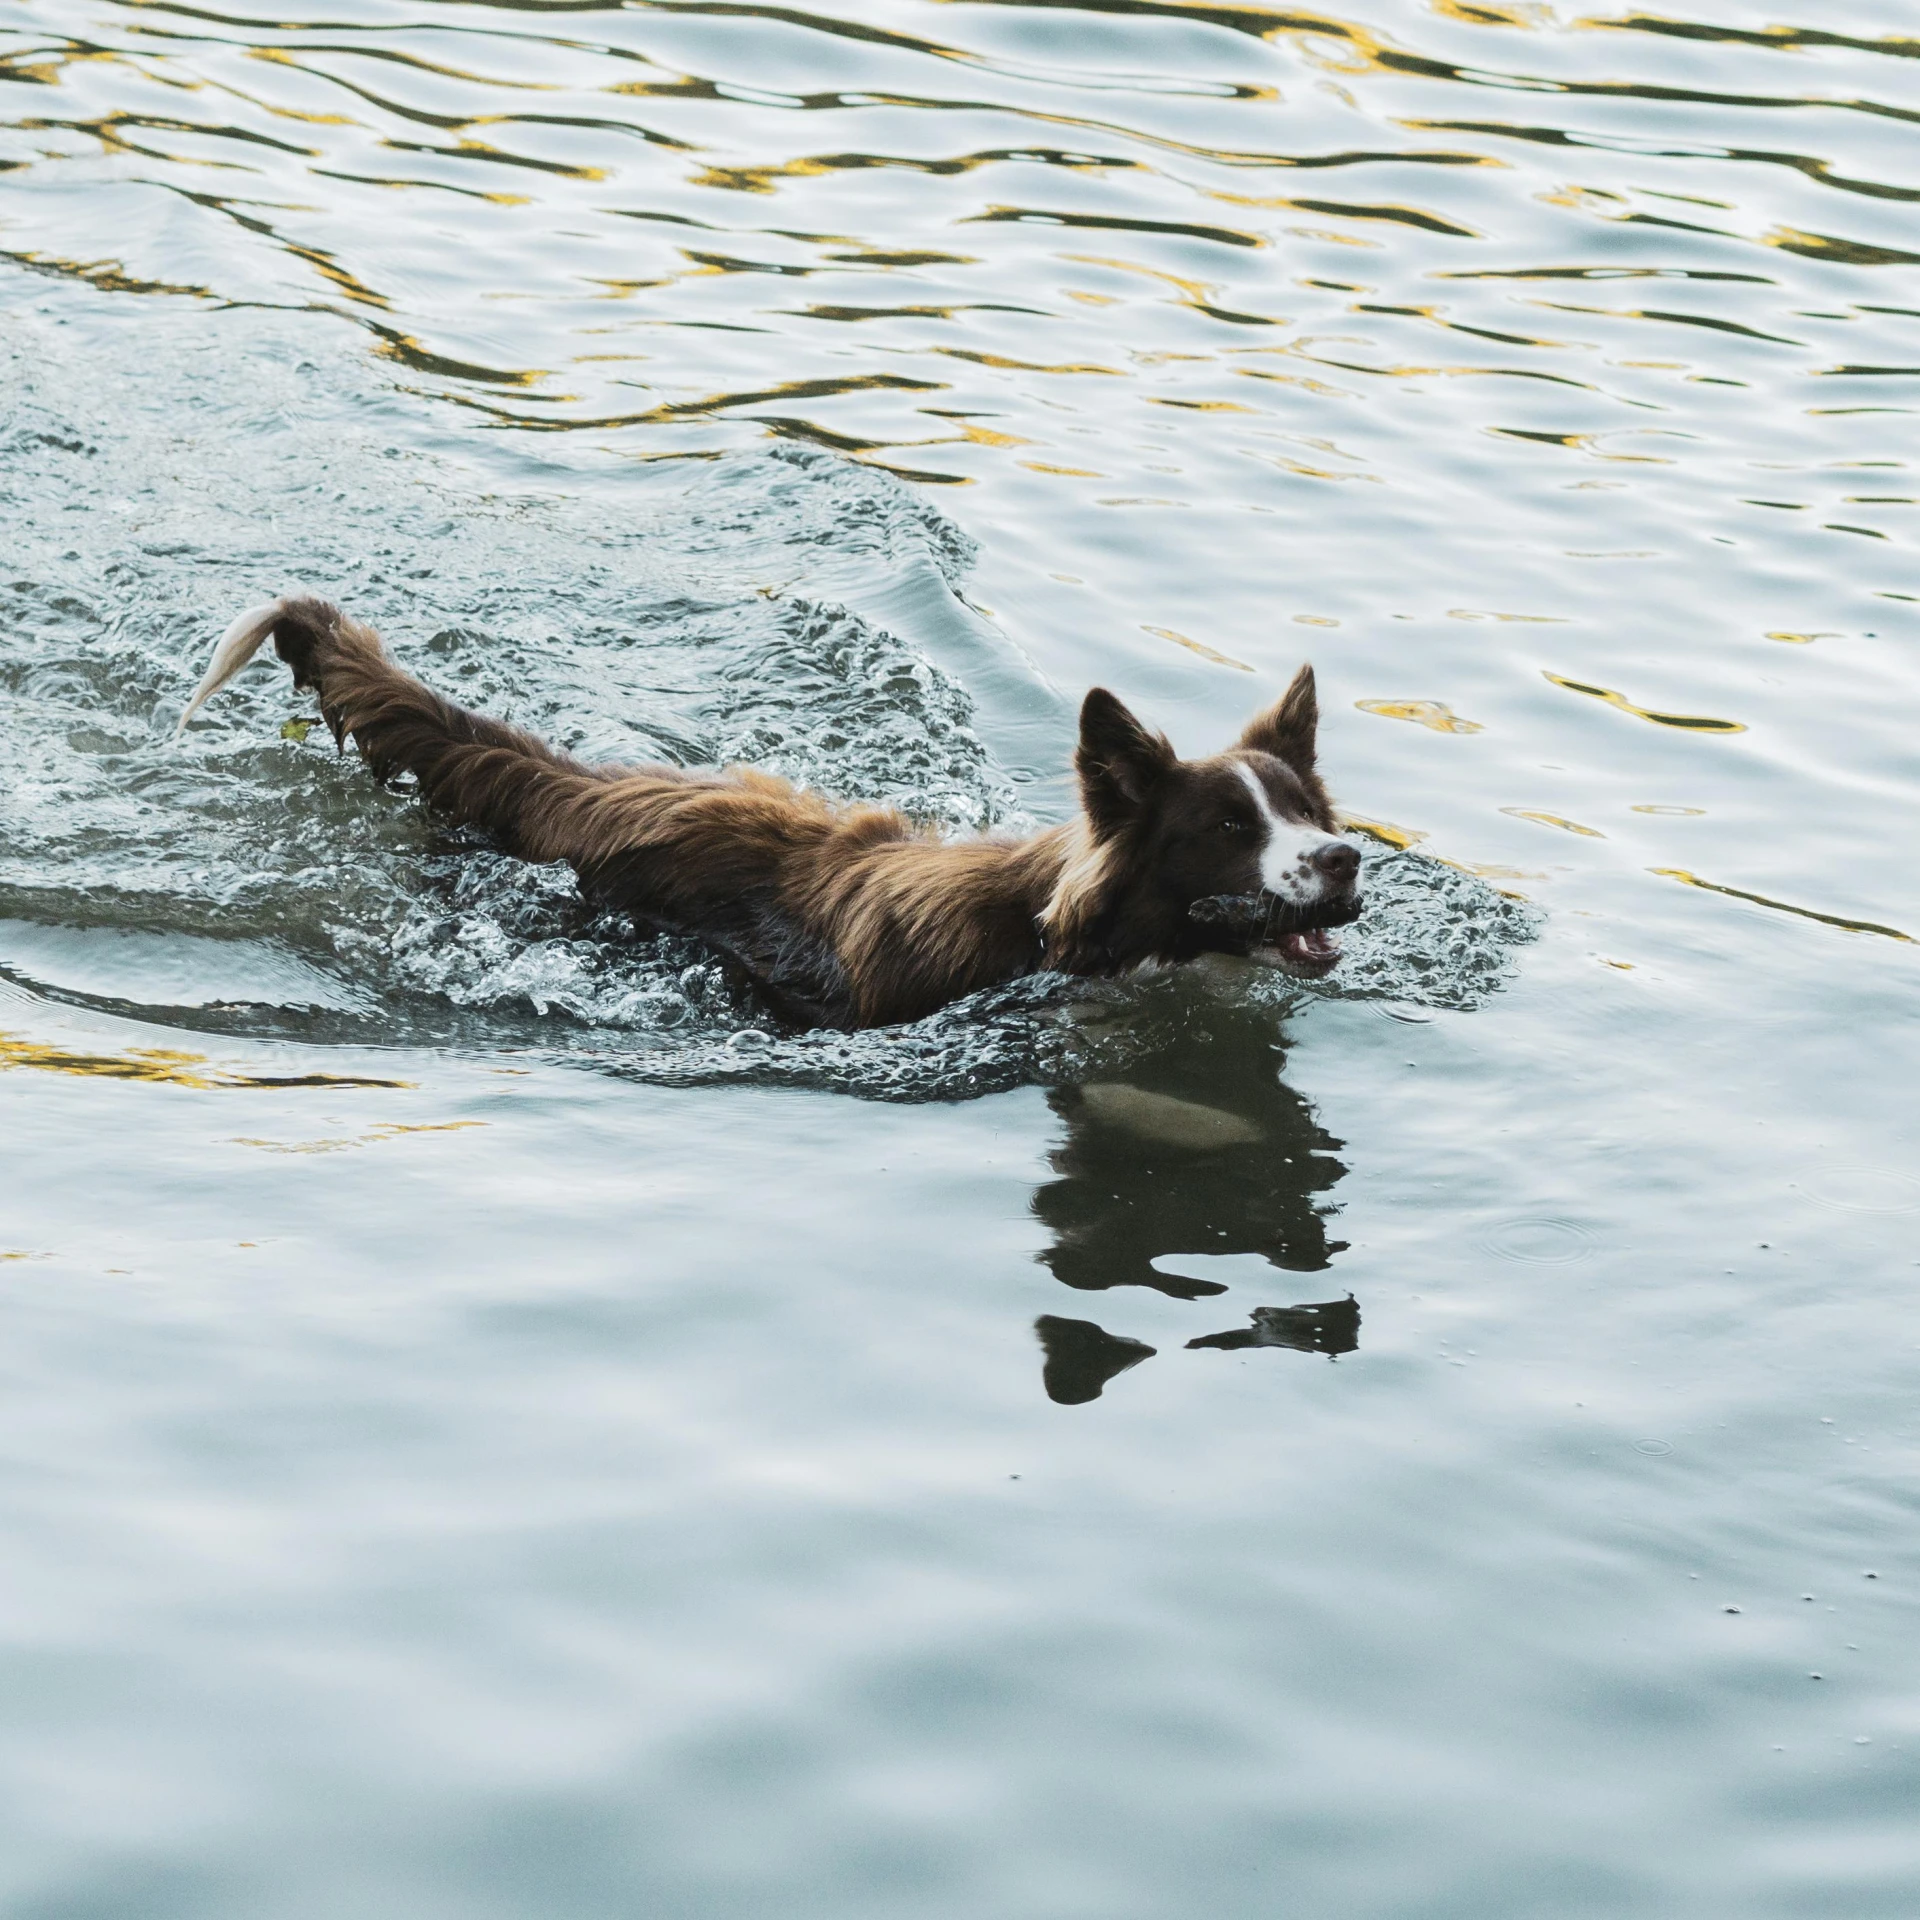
[1357,699,1484,734]
[1543,673,1746,733]
[1502,808,1603,837]
[0,1032,409,1091]
[1340,814,1428,850]
[1062,251,1289,326]
[0,249,214,301]
[229,1122,485,1153]
[1651,871,1912,944]
[1141,626,1253,671]
[932,348,1122,376]
[1429,1,1552,25]
[1447,609,1566,622]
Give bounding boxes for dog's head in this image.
[1047,665,1362,977]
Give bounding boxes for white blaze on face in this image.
[1235,763,1344,905]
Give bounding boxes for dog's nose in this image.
[1312,841,1360,885]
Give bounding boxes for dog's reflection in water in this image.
[1029,998,1357,1404]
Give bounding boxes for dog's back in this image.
[189,596,1058,1025]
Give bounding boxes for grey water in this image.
[1,0,1918,1913]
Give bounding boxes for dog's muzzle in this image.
[1189,861,1364,977]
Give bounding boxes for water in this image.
[1,1,1917,1911]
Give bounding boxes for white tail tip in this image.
[175,598,290,738]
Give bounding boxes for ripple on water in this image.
[1797,1168,1920,1215]
[1481,1219,1595,1265]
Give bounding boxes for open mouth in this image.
[1256,925,1345,975]
[1189,889,1361,977]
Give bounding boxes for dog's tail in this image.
[174,597,294,737]
[172,594,612,864]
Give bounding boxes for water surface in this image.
[2,1,1918,1913]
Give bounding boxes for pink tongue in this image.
[1282,929,1339,962]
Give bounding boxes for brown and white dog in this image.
[178,596,1363,1028]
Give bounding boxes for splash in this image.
[1277,848,1541,1015]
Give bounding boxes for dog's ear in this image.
[1239,664,1318,782]
[1077,687,1174,836]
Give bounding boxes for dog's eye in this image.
[1218,816,1249,834]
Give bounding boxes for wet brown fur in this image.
[262,595,1340,1029]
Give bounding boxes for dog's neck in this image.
[1033,817,1125,972]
